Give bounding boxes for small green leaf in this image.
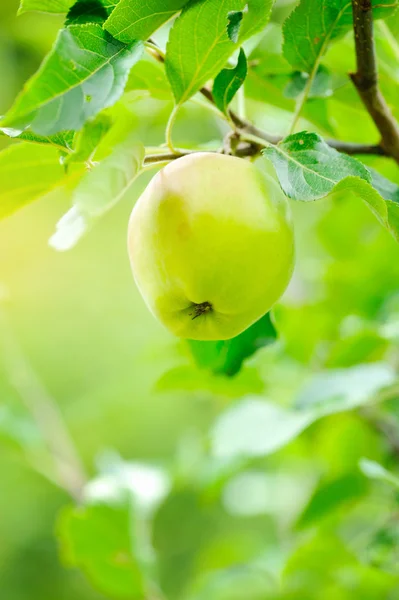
[0,143,67,220]
[65,0,111,25]
[284,65,332,99]
[212,48,247,114]
[263,132,370,201]
[50,135,144,250]
[165,0,274,104]
[296,473,368,530]
[65,113,112,164]
[0,126,75,152]
[227,5,248,43]
[359,458,399,489]
[104,0,190,43]
[58,501,145,599]
[1,25,143,136]
[188,312,276,377]
[125,60,172,100]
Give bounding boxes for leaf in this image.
[165,0,274,104]
[125,60,172,100]
[263,132,370,201]
[188,313,276,377]
[0,126,75,152]
[212,48,247,114]
[0,143,67,220]
[227,6,248,43]
[212,397,314,459]
[294,362,396,412]
[65,0,112,25]
[359,458,399,489]
[296,473,368,529]
[49,135,144,250]
[1,25,143,136]
[104,0,190,43]
[65,113,112,164]
[212,363,396,459]
[282,0,399,74]
[18,0,76,13]
[284,65,332,99]
[58,501,145,599]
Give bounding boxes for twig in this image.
[0,307,87,501]
[145,40,389,160]
[351,0,399,164]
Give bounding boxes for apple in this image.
[128,152,294,340]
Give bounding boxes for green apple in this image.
[128,152,294,340]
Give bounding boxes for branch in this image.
[351,0,399,163]
[0,307,87,501]
[145,40,388,160]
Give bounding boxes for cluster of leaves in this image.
[2,0,399,598]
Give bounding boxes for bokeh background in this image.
[1,1,399,599]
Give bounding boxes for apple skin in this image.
[128,152,294,340]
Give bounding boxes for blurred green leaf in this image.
[187,564,276,600]
[294,363,396,412]
[188,313,277,377]
[126,60,172,100]
[212,364,396,459]
[165,0,274,104]
[58,500,145,599]
[1,25,143,135]
[296,473,368,529]
[104,0,190,43]
[213,48,247,115]
[359,458,399,489]
[49,134,144,250]
[65,113,112,165]
[284,65,332,99]
[0,143,67,220]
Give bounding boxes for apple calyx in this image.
[189,301,213,320]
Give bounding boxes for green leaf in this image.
[65,113,112,164]
[263,132,370,201]
[359,458,399,489]
[165,0,274,104]
[125,60,172,100]
[282,0,398,74]
[188,313,276,377]
[226,6,248,43]
[65,0,112,25]
[58,501,145,599]
[0,126,75,152]
[18,0,76,13]
[1,25,143,136]
[212,48,247,114]
[49,135,144,250]
[284,65,332,99]
[332,175,399,243]
[296,473,368,529]
[212,363,396,459]
[0,143,67,220]
[104,0,190,43]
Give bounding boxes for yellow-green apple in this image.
[128,152,294,340]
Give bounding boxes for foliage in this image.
[1,0,399,599]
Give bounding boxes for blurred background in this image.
[1,1,399,598]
